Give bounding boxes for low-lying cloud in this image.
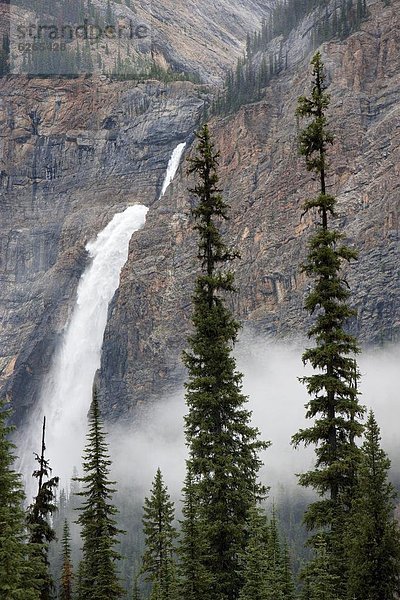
[107,338,400,502]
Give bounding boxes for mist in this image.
[106,338,400,503]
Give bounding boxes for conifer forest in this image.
[0,0,399,599]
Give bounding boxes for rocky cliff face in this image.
[0,0,399,425]
[99,0,400,420]
[0,0,272,424]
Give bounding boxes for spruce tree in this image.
[0,399,39,600]
[300,537,340,600]
[239,505,295,600]
[141,468,178,600]
[131,575,141,600]
[291,52,365,589]
[238,505,269,600]
[178,464,210,600]
[60,520,73,600]
[27,416,59,600]
[75,561,85,600]
[264,508,285,600]
[75,386,124,600]
[259,507,295,600]
[346,411,400,600]
[281,542,295,600]
[183,123,268,600]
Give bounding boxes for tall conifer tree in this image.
[300,537,339,600]
[141,468,178,600]
[75,386,124,600]
[238,505,295,600]
[0,399,39,599]
[291,51,365,590]
[131,575,141,600]
[60,520,74,600]
[178,464,210,600]
[27,416,59,600]
[183,124,269,600]
[346,411,400,599]
[238,505,269,600]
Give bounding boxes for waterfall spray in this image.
[21,142,186,494]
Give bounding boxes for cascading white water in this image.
[22,142,186,493]
[160,142,186,197]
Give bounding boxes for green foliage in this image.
[131,575,141,600]
[74,386,125,600]
[26,417,59,600]
[0,399,40,599]
[238,506,270,600]
[178,464,210,600]
[214,0,369,115]
[346,411,400,600]
[239,505,295,600]
[108,59,202,83]
[141,468,178,600]
[183,124,269,600]
[292,51,365,594]
[60,520,74,600]
[0,34,10,77]
[300,536,340,600]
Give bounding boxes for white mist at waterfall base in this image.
[23,205,147,494]
[21,142,187,496]
[109,340,400,504]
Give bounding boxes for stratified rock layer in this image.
[99,0,400,419]
[0,0,399,424]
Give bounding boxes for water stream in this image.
[21,141,186,494]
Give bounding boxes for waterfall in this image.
[160,142,186,197]
[21,142,186,494]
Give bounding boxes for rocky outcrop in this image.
[0,76,206,423]
[0,0,273,424]
[0,0,399,425]
[99,0,400,420]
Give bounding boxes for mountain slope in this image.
[99,0,400,419]
[0,0,398,425]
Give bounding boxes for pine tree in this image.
[238,505,269,600]
[141,468,178,600]
[75,386,124,600]
[239,505,295,600]
[264,507,295,600]
[0,399,39,599]
[178,464,210,600]
[131,575,141,600]
[183,123,269,600]
[27,416,59,600]
[75,561,85,600]
[346,411,400,600]
[60,520,73,600]
[281,542,295,600]
[300,537,340,600]
[291,52,365,590]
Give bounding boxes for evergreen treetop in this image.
[346,411,400,600]
[238,505,269,600]
[292,51,365,596]
[0,399,40,600]
[178,463,210,600]
[60,520,74,600]
[75,386,125,600]
[183,124,269,600]
[26,416,59,600]
[141,468,178,600]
